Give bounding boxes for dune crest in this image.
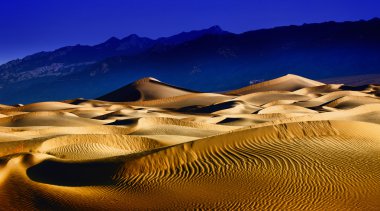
[227,74,325,95]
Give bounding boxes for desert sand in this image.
[0,74,380,210]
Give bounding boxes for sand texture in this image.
[0,74,380,210]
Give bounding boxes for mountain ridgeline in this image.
[1,19,380,104]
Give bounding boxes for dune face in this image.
[0,74,380,210]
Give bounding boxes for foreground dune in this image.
[0,74,379,210]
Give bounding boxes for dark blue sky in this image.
[1,0,379,65]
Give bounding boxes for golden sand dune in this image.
[0,104,14,110]
[1,101,80,112]
[38,134,164,160]
[293,84,343,95]
[295,90,372,107]
[236,91,311,106]
[227,74,325,95]
[256,104,380,126]
[324,95,380,109]
[0,111,109,127]
[68,107,113,118]
[0,74,379,210]
[98,77,197,102]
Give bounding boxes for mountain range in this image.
[1,18,380,104]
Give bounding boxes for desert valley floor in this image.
[0,74,380,210]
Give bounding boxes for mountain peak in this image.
[156,25,228,46]
[207,25,223,32]
[123,34,140,40]
[105,36,120,43]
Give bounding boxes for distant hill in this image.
[1,19,380,104]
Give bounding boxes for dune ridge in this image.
[226,74,325,95]
[0,74,379,210]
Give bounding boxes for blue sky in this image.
[1,0,379,64]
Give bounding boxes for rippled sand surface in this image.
[1,74,380,210]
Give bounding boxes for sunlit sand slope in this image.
[0,74,379,210]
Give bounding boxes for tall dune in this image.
[97,77,198,102]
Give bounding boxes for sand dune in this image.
[0,111,109,127]
[98,77,197,102]
[236,91,311,106]
[324,95,380,109]
[126,93,234,108]
[227,74,325,95]
[1,101,80,112]
[0,74,379,209]
[0,104,14,110]
[293,84,343,95]
[257,104,318,114]
[294,90,372,108]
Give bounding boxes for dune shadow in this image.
[105,118,137,126]
[178,101,240,113]
[27,159,120,186]
[340,85,371,91]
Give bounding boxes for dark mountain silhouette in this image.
[0,25,227,87]
[1,19,380,104]
[156,25,228,45]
